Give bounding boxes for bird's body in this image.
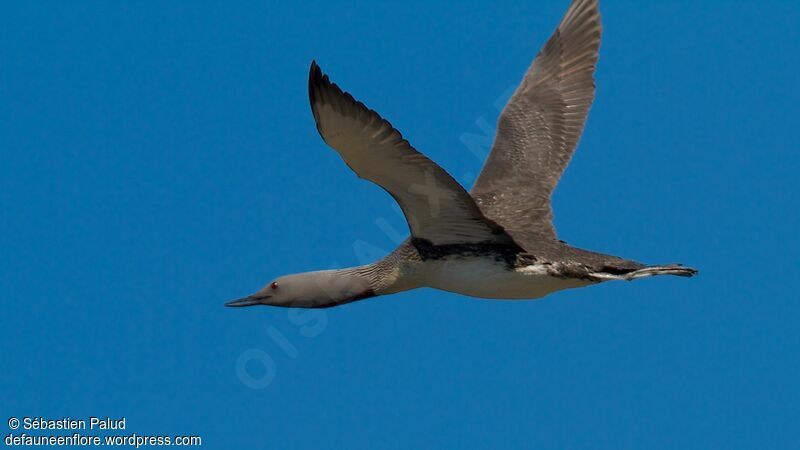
[343,239,688,304]
[374,239,590,300]
[227,0,696,310]
[425,256,592,300]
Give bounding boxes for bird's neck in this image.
[327,257,412,300]
[333,265,381,301]
[291,252,417,308]
[294,265,380,308]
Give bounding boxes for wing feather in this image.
[309,62,517,247]
[471,0,602,247]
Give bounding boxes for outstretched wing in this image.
[309,62,517,247]
[471,0,602,246]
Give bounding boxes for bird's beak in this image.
[225,295,269,307]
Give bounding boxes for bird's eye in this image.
[270,282,278,290]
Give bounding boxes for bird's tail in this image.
[621,264,697,280]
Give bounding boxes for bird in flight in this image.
[226,0,696,309]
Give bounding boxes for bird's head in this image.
[225,269,374,309]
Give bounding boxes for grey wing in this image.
[471,0,602,247]
[309,62,517,247]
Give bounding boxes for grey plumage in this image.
[226,0,696,310]
[472,0,601,245]
[308,62,518,248]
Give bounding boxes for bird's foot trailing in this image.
[590,264,697,281]
[623,265,697,280]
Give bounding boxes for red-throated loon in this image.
[226,0,696,309]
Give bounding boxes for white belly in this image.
[423,257,592,300]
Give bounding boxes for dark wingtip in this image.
[308,59,323,106]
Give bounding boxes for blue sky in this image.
[1,1,798,448]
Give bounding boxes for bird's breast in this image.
[422,255,592,299]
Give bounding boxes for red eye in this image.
[270,282,278,290]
